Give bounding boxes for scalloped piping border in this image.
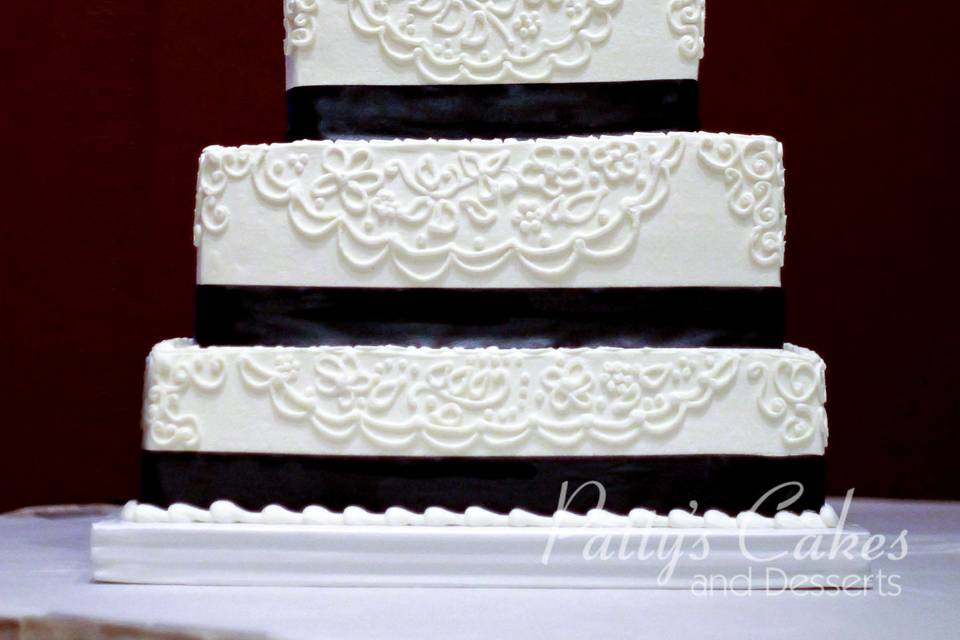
[123,500,839,529]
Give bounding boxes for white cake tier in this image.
[195,132,786,289]
[143,340,826,457]
[284,0,706,87]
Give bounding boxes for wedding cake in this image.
[124,0,837,529]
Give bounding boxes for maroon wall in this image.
[2,2,958,511]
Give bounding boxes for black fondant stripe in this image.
[141,452,824,517]
[195,285,785,349]
[286,80,699,141]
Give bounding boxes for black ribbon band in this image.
[141,451,824,517]
[196,285,785,349]
[287,80,699,141]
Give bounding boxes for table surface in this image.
[1,498,958,640]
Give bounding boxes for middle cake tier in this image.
[195,133,788,349]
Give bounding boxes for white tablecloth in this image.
[1,499,958,639]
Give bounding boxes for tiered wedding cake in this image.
[125,0,836,529]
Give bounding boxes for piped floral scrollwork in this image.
[144,354,226,450]
[193,148,260,246]
[747,354,828,447]
[194,135,686,282]
[697,135,786,269]
[236,349,740,453]
[667,0,705,61]
[298,0,626,83]
[283,0,320,55]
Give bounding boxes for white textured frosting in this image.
[142,340,827,457]
[122,500,839,530]
[195,132,785,289]
[284,0,705,87]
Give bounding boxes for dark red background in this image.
[2,2,958,512]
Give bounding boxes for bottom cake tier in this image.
[139,340,829,520]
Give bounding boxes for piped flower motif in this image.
[588,141,644,184]
[671,357,695,384]
[273,354,301,382]
[286,153,309,175]
[599,361,673,411]
[541,359,593,414]
[310,147,384,215]
[314,354,406,414]
[564,0,586,19]
[519,146,585,197]
[511,200,560,246]
[315,354,374,411]
[513,12,542,41]
[370,190,399,221]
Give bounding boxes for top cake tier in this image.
[284,0,706,139]
[285,0,704,86]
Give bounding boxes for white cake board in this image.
[91,519,873,589]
